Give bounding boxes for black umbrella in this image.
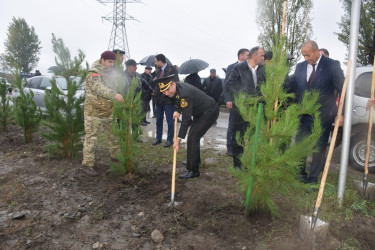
[178,59,209,75]
[139,55,172,67]
[48,66,62,73]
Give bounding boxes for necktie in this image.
[308,64,316,87]
[159,69,163,78]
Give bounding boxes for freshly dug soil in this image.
[1,124,374,249]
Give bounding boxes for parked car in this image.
[13,75,85,113]
[348,65,375,172]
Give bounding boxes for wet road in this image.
[140,107,229,152]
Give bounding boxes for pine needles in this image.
[41,34,86,158]
[233,39,323,217]
[110,77,143,175]
[11,67,41,143]
[0,78,12,132]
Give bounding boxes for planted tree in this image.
[11,67,41,143]
[110,77,143,175]
[233,40,322,217]
[41,34,86,158]
[0,78,12,132]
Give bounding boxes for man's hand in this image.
[367,98,375,108]
[173,111,180,119]
[226,101,233,110]
[115,94,124,103]
[338,115,344,127]
[173,139,180,152]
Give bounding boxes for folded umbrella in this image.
[139,55,172,67]
[178,59,209,75]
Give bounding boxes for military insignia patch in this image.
[180,98,188,108]
[92,73,99,83]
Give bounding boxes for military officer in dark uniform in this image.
[156,75,219,179]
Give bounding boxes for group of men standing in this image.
[223,40,344,184]
[82,40,345,184]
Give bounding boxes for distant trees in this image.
[4,17,42,73]
[336,0,375,65]
[256,0,313,62]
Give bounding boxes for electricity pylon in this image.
[97,0,140,61]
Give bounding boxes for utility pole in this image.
[97,0,140,61]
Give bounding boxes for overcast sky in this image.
[0,0,347,77]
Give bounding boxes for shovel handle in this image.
[171,117,178,197]
[315,60,352,209]
[364,59,375,175]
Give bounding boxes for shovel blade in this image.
[353,180,375,201]
[299,215,329,249]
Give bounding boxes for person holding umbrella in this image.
[156,74,219,179]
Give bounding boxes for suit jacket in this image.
[222,61,238,103]
[286,55,344,123]
[154,64,179,105]
[226,61,266,103]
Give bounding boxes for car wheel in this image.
[349,134,375,173]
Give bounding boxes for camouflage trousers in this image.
[82,115,119,167]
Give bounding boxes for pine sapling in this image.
[11,67,41,143]
[0,78,12,132]
[110,77,143,175]
[233,39,323,217]
[41,34,86,158]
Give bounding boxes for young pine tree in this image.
[11,67,41,143]
[233,39,322,217]
[0,78,12,132]
[41,34,86,158]
[110,77,143,175]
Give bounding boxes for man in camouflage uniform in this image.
[82,51,124,176]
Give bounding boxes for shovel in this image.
[299,60,352,249]
[353,59,375,201]
[168,117,182,207]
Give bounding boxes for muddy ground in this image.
[1,120,375,249]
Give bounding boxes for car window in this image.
[56,78,68,90]
[26,78,41,89]
[40,77,52,89]
[355,72,372,98]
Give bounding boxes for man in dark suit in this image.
[223,48,249,156]
[287,40,345,184]
[153,54,180,147]
[226,46,265,170]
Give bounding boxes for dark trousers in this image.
[296,114,334,182]
[232,107,248,168]
[226,109,235,153]
[155,104,174,142]
[186,106,220,173]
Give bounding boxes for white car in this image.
[13,75,85,113]
[348,65,375,172]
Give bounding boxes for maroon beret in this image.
[101,51,116,60]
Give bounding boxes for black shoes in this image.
[140,121,147,126]
[152,140,162,145]
[179,171,200,179]
[163,141,172,147]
